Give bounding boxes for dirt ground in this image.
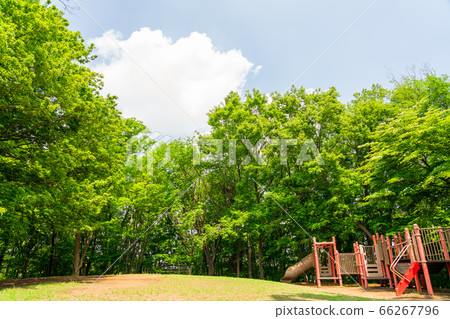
[293,282,450,301]
[1,274,449,301]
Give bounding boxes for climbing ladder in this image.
[312,237,343,287]
[353,234,392,288]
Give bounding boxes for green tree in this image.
[363,73,450,228]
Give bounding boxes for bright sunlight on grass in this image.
[0,274,373,301]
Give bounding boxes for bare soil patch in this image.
[293,282,450,301]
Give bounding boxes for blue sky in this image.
[56,0,450,137]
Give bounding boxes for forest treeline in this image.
[0,0,449,281]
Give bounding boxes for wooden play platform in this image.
[281,224,450,297]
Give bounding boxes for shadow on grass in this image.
[0,276,97,291]
[270,292,373,301]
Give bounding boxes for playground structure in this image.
[281,224,450,296]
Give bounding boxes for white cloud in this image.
[91,28,260,137]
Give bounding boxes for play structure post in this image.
[398,232,404,253]
[413,224,433,296]
[354,242,363,286]
[438,226,450,277]
[405,228,422,293]
[374,234,386,286]
[376,234,387,278]
[393,234,400,255]
[386,236,398,287]
[313,237,321,287]
[355,242,368,288]
[381,235,393,288]
[329,243,337,284]
[332,237,343,287]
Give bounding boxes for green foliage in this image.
[362,73,450,229]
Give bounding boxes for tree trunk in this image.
[124,238,129,273]
[72,232,81,276]
[22,239,34,278]
[72,232,93,276]
[85,235,97,276]
[47,231,56,277]
[236,239,241,278]
[206,258,214,275]
[258,234,264,280]
[6,247,16,278]
[205,255,214,276]
[85,260,91,276]
[247,232,252,279]
[0,237,9,271]
[0,250,4,271]
[279,247,285,274]
[355,220,372,239]
[134,239,146,273]
[203,244,216,276]
[128,245,136,274]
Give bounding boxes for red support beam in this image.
[356,242,368,288]
[405,228,422,294]
[398,232,404,255]
[386,236,398,287]
[316,242,335,246]
[329,246,337,284]
[332,237,343,287]
[354,243,363,286]
[413,224,433,296]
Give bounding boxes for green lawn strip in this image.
[0,282,85,301]
[79,275,374,301]
[1,275,375,301]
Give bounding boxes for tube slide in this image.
[280,253,315,283]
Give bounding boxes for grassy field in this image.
[0,274,376,301]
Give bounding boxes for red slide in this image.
[395,262,420,296]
